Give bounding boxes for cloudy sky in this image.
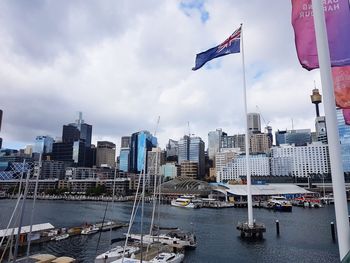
[0,0,322,152]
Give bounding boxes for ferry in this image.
[267,196,292,212]
[170,196,200,209]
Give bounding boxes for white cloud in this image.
[0,0,326,153]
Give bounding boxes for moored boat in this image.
[170,197,200,209]
[51,233,69,241]
[95,245,139,263]
[267,196,292,212]
[149,252,184,263]
[81,225,99,235]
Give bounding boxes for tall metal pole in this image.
[241,23,253,227]
[312,0,350,259]
[27,155,42,260]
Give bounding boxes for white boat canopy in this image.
[0,222,55,238]
[213,183,312,196]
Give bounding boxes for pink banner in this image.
[332,66,350,109]
[291,0,350,70]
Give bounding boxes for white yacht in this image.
[81,225,99,235]
[170,197,199,209]
[95,245,139,263]
[127,233,194,248]
[149,252,184,263]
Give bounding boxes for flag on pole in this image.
[332,65,350,109]
[291,0,350,71]
[192,26,241,71]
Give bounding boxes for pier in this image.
[236,222,266,239]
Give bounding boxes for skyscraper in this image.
[337,109,350,172]
[178,135,205,178]
[121,136,131,148]
[33,135,54,154]
[96,141,116,168]
[166,139,179,162]
[208,129,223,160]
[247,113,261,134]
[52,113,93,167]
[129,131,157,173]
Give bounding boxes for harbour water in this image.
[0,199,340,262]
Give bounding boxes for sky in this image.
[0,0,323,153]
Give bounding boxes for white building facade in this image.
[217,154,270,182]
[270,142,330,177]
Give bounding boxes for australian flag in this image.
[192,26,241,71]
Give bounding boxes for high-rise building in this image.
[337,109,350,172]
[208,129,223,160]
[270,142,330,177]
[315,116,328,143]
[180,160,198,178]
[119,148,130,172]
[178,135,205,178]
[52,113,93,167]
[166,139,178,162]
[221,133,234,148]
[275,129,312,146]
[121,136,131,148]
[250,133,270,154]
[129,131,157,173]
[33,135,54,154]
[96,141,116,168]
[233,134,245,153]
[147,147,164,176]
[247,113,261,134]
[217,154,270,182]
[160,163,180,179]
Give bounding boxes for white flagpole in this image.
[312,0,350,260]
[241,23,254,227]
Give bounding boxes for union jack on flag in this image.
[192,26,241,71]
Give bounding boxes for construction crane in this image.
[255,105,270,130]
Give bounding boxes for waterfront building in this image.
[96,141,116,168]
[270,142,330,177]
[33,135,54,154]
[217,154,270,182]
[337,109,350,172]
[208,129,223,160]
[58,178,130,195]
[180,160,198,178]
[166,139,178,162]
[34,160,72,180]
[178,135,205,178]
[215,148,240,182]
[247,113,261,134]
[275,129,312,146]
[65,167,116,180]
[160,163,180,179]
[0,179,58,193]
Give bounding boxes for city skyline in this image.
[0,1,323,152]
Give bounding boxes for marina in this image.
[0,199,341,262]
